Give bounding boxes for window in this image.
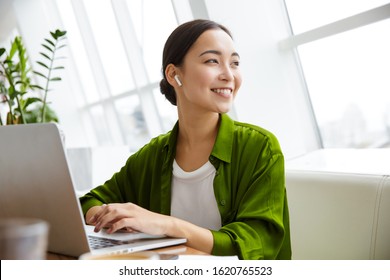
[286,0,390,34]
[83,0,135,96]
[126,0,177,83]
[153,88,178,131]
[114,95,148,151]
[55,0,180,151]
[284,1,390,148]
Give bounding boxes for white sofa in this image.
[285,149,390,260]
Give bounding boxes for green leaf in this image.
[44,39,55,47]
[30,84,44,91]
[58,30,67,36]
[15,80,26,85]
[53,66,65,70]
[51,29,67,40]
[37,61,49,69]
[33,70,48,80]
[44,104,59,123]
[23,97,42,109]
[9,38,19,58]
[0,48,5,57]
[39,52,51,60]
[50,77,61,81]
[41,43,53,53]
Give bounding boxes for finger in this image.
[122,227,137,233]
[106,218,137,234]
[88,204,107,224]
[94,206,128,232]
[93,205,114,232]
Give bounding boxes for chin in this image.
[216,106,232,114]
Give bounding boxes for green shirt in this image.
[80,114,292,260]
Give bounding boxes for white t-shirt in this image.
[170,159,222,231]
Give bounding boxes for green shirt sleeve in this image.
[209,116,291,260]
[211,153,290,259]
[79,129,175,217]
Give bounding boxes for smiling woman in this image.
[79,19,292,260]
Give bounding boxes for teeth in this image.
[212,89,232,95]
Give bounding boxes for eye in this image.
[206,59,219,64]
[231,61,240,67]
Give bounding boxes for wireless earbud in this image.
[174,75,182,87]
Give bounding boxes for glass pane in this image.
[114,95,149,151]
[56,0,98,104]
[285,0,389,34]
[83,0,135,95]
[126,0,177,82]
[153,88,178,131]
[81,111,98,146]
[89,105,112,145]
[0,28,19,47]
[298,19,390,148]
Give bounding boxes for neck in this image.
[177,110,220,148]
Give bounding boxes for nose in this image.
[219,64,235,81]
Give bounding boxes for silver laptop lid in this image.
[0,123,91,256]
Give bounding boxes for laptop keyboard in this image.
[88,235,135,249]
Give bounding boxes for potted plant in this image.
[0,29,67,125]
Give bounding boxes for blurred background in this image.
[1,0,389,160]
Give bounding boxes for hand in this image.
[87,203,171,236]
[86,203,214,254]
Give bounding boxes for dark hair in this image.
[159,19,233,106]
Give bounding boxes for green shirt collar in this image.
[164,113,234,164]
[211,113,233,163]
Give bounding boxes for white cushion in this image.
[286,170,389,259]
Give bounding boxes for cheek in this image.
[189,69,215,89]
[234,72,243,91]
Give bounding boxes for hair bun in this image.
[159,79,177,106]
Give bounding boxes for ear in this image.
[165,64,182,87]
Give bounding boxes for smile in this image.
[211,88,232,95]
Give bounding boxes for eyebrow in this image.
[199,50,240,58]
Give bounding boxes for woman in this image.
[80,19,291,260]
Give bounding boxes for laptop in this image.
[0,123,186,258]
